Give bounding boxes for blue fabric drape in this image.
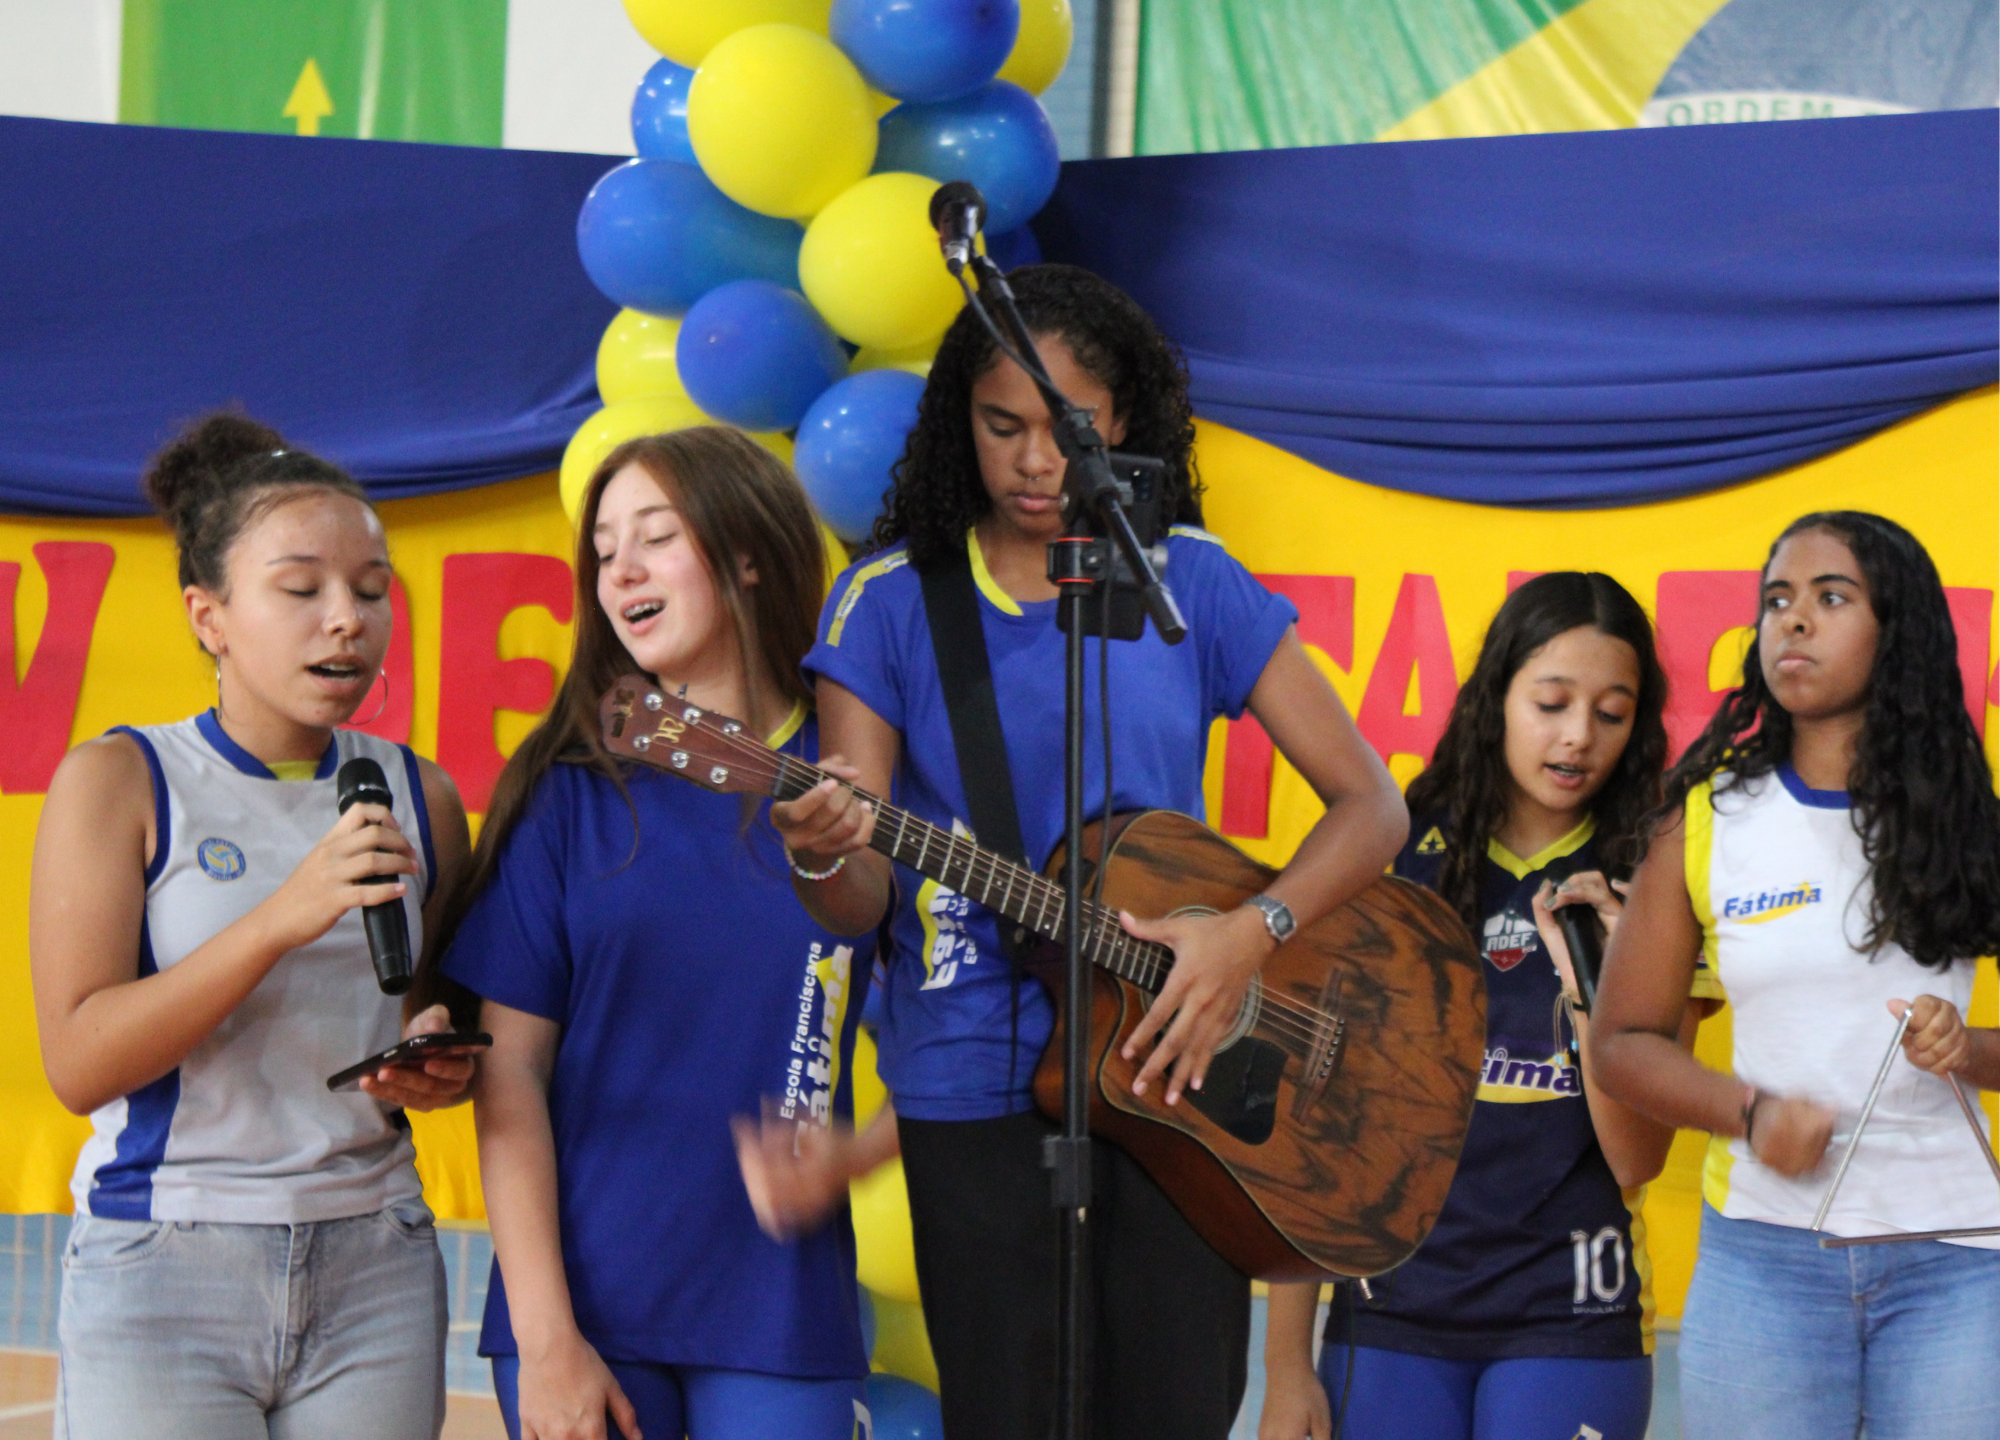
[0,110,1990,515]
[1035,109,1998,506]
[0,116,614,516]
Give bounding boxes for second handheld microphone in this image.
[929,180,986,274]
[335,756,413,996]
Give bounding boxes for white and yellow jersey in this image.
[1690,765,1999,1246]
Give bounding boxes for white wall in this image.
[0,0,123,124]
[502,0,653,155]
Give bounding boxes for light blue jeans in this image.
[1680,1204,2000,1440]
[56,1198,448,1440]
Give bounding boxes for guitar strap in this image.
[917,548,1036,968]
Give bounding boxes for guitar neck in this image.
[762,752,1170,994]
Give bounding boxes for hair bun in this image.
[142,412,289,523]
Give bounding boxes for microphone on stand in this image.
[929,180,986,275]
[335,756,413,996]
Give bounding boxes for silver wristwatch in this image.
[1244,893,1296,943]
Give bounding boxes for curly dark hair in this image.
[1657,512,2000,969]
[1406,572,1669,933]
[871,263,1202,567]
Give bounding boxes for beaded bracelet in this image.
[787,849,846,882]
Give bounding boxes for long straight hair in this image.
[427,428,824,992]
[1406,572,1669,932]
[1657,511,2000,968]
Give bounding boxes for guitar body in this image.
[1029,812,1485,1281]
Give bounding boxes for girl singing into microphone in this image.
[31,413,473,1440]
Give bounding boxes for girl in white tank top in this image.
[1590,511,2000,1440]
[31,415,474,1440]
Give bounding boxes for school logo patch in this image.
[1415,826,1447,856]
[1719,880,1823,925]
[196,837,246,880]
[1481,908,1538,972]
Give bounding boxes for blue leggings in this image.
[1316,1343,1652,1440]
[492,1355,864,1440]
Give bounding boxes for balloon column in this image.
[564,0,1074,557]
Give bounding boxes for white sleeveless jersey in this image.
[1691,766,2000,1246]
[71,712,430,1223]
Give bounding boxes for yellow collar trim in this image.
[267,759,320,782]
[1487,815,1596,881]
[766,699,809,750]
[967,527,1024,617]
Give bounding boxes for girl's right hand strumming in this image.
[769,755,877,864]
[1745,1091,1837,1176]
[518,1331,641,1440]
[258,803,417,956]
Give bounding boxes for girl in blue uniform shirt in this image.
[1261,572,1709,1440]
[765,264,1409,1440]
[445,427,882,1440]
[1593,513,2000,1440]
[32,414,474,1440]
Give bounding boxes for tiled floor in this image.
[5,1214,1681,1438]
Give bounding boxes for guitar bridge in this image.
[1289,970,1347,1123]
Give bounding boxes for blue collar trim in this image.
[196,710,338,780]
[1778,761,1849,810]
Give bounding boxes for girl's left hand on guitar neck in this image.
[1120,904,1277,1105]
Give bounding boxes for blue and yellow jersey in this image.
[1337,815,1651,1360]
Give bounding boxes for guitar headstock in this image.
[598,674,779,799]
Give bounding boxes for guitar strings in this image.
[638,707,1348,1052]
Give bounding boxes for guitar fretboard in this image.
[762,751,1174,994]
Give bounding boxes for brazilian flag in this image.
[118,0,508,147]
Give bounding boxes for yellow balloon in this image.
[868,88,900,119]
[851,1156,921,1304]
[821,521,853,599]
[560,398,792,525]
[620,0,830,68]
[868,1291,940,1392]
[688,25,876,220]
[996,0,1074,95]
[801,173,968,349]
[850,336,940,379]
[597,309,686,407]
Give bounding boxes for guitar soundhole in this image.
[1187,1037,1285,1145]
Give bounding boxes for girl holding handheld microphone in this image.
[30,415,473,1440]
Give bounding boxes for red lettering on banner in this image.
[1944,588,1993,739]
[341,575,414,745]
[1355,574,1459,769]
[1220,576,1355,838]
[1655,571,1760,760]
[437,554,574,812]
[0,542,115,794]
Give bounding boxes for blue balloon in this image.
[874,81,1059,234]
[677,281,847,432]
[631,58,696,164]
[831,0,1020,104]
[576,159,802,317]
[865,1374,943,1440]
[795,370,926,542]
[985,224,1042,271]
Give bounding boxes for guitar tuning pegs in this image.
[709,766,728,785]
[644,692,663,712]
[722,721,742,735]
[671,751,688,769]
[684,706,703,722]
[633,735,650,751]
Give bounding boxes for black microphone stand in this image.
[952,251,1187,1440]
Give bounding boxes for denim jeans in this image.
[1680,1203,2000,1440]
[56,1199,448,1440]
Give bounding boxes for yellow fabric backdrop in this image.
[2,389,1993,1324]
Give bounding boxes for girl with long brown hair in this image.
[441,428,882,1440]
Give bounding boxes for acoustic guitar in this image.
[599,676,1485,1279]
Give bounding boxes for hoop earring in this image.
[351,670,391,728]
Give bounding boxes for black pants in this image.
[898,1111,1251,1440]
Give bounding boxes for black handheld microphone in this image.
[335,756,413,996]
[929,180,986,275]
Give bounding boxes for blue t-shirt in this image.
[442,713,872,1378]
[804,527,1297,1121]
[1338,816,1647,1361]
